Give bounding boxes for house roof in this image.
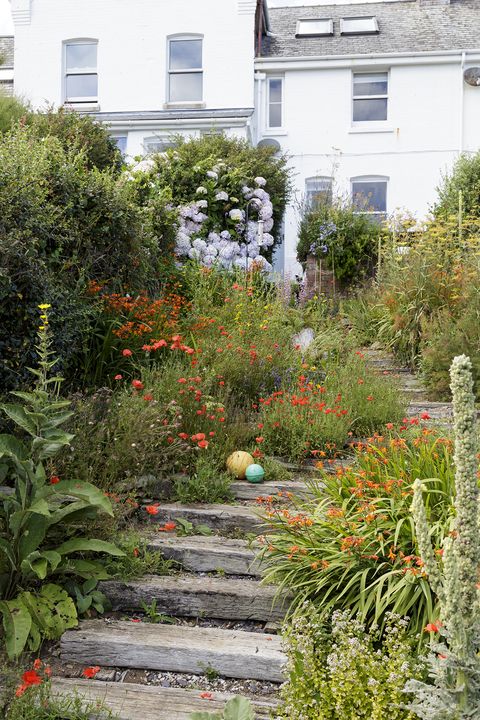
[0,36,14,67]
[262,1,480,58]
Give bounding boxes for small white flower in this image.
[196,186,208,195]
[206,170,218,180]
[254,176,267,187]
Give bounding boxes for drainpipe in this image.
[459,51,466,154]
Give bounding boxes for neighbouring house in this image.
[0,35,13,95]
[8,0,480,274]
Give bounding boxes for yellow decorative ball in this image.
[226,451,255,479]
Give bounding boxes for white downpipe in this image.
[459,51,466,154]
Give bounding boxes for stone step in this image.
[231,479,309,501]
[61,620,285,682]
[144,503,263,535]
[407,401,454,420]
[146,534,262,577]
[101,575,287,622]
[52,678,277,720]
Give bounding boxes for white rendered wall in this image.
[12,0,256,112]
[258,55,480,274]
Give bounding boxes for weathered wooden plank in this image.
[146,534,262,576]
[51,678,278,720]
[60,620,285,682]
[145,503,264,535]
[100,576,287,622]
[231,479,309,501]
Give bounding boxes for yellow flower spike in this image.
[38,304,51,310]
[38,326,45,331]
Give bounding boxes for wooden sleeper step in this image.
[146,534,262,576]
[145,503,264,535]
[101,575,288,622]
[61,619,285,682]
[52,678,278,720]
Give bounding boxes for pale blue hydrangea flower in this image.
[254,176,267,187]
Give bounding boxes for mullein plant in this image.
[405,354,480,718]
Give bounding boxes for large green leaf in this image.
[0,434,29,461]
[0,598,32,659]
[0,538,15,569]
[45,480,113,516]
[0,404,37,436]
[224,697,255,720]
[58,558,110,580]
[18,514,48,561]
[56,538,125,557]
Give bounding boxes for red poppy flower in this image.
[122,349,133,357]
[421,412,431,420]
[255,437,264,444]
[131,379,145,390]
[82,666,101,679]
[424,622,441,633]
[178,432,189,440]
[198,440,209,449]
[145,505,159,515]
[200,692,214,700]
[50,475,60,485]
[114,374,123,380]
[15,684,27,697]
[143,393,154,402]
[22,670,42,686]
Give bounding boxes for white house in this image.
[8,0,480,273]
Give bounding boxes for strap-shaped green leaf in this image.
[0,598,32,658]
[56,538,125,557]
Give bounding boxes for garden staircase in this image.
[55,467,328,719]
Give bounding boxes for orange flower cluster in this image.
[99,289,189,341]
[15,659,51,698]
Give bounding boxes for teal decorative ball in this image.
[245,463,265,484]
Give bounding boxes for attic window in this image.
[340,16,379,35]
[296,19,334,38]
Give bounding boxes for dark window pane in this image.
[269,103,282,128]
[169,72,203,102]
[66,43,97,71]
[353,77,388,96]
[66,74,98,99]
[307,179,332,208]
[353,97,387,121]
[169,39,202,70]
[269,79,282,103]
[352,181,387,212]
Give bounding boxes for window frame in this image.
[64,39,98,104]
[305,176,333,210]
[296,18,334,38]
[351,175,389,217]
[266,76,284,132]
[167,34,204,105]
[341,16,379,36]
[352,70,389,124]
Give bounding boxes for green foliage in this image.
[189,696,255,720]
[434,151,480,221]
[28,106,123,173]
[139,599,175,624]
[174,518,213,537]
[0,93,29,135]
[278,607,424,720]
[261,429,454,638]
[104,531,178,581]
[141,133,292,253]
[173,462,233,504]
[297,198,382,283]
[0,318,123,657]
[406,355,480,718]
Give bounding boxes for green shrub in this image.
[297,198,382,283]
[434,150,480,221]
[0,93,29,134]
[260,428,454,638]
[278,607,424,720]
[0,316,123,657]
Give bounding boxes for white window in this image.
[341,16,379,35]
[143,136,176,154]
[112,136,127,155]
[65,41,98,103]
[168,36,203,103]
[267,77,283,129]
[351,176,388,216]
[296,19,333,37]
[305,177,332,209]
[353,72,388,122]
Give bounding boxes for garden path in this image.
[53,347,451,718]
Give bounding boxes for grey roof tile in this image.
[0,36,14,67]
[262,1,480,57]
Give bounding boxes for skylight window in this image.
[296,19,334,37]
[340,16,379,35]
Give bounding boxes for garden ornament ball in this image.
[226,451,255,479]
[245,464,265,484]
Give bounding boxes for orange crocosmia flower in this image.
[82,666,101,679]
[22,670,42,686]
[133,548,139,557]
[33,659,42,670]
[198,440,209,449]
[145,505,160,515]
[386,422,394,430]
[366,395,374,401]
[122,349,133,357]
[131,379,145,390]
[50,475,60,485]
[15,684,28,697]
[164,521,176,531]
[424,622,442,633]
